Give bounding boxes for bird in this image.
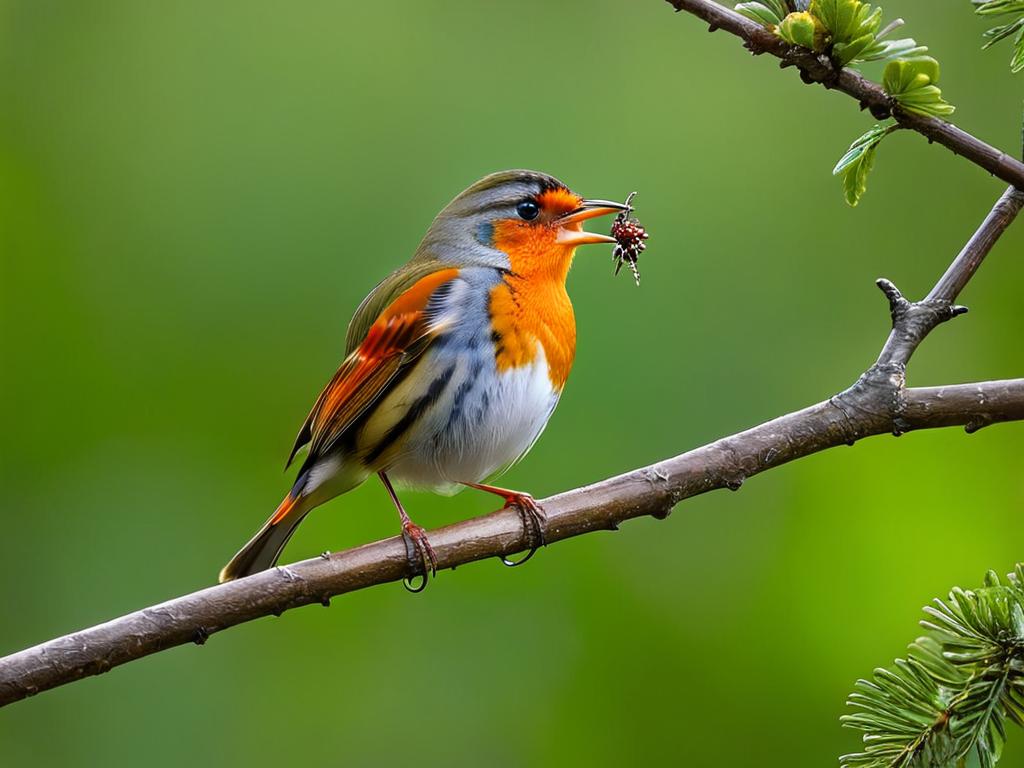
[219,169,628,588]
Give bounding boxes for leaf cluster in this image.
[841,566,1024,768]
[971,0,1024,72]
[736,0,926,65]
[831,54,953,204]
[882,57,956,118]
[736,0,954,205]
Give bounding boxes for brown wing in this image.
[286,266,460,470]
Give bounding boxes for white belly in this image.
[372,342,560,494]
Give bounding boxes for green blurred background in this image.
[1,1,1022,765]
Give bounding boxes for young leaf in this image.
[811,0,861,42]
[882,56,955,117]
[832,123,895,206]
[833,31,878,65]
[777,11,824,49]
[858,37,928,63]
[735,1,785,26]
[810,0,883,45]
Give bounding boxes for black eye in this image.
[516,200,540,221]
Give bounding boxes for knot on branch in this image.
[857,98,892,120]
[874,279,968,370]
[835,363,904,425]
[791,52,840,88]
[877,279,968,328]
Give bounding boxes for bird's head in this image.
[416,170,628,281]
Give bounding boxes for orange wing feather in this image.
[288,268,460,471]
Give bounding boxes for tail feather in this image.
[218,492,308,583]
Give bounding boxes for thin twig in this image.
[664,0,1024,190]
[874,186,1024,370]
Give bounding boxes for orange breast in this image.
[488,220,577,390]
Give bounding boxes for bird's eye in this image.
[516,200,540,221]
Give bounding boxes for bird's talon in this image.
[400,521,437,591]
[402,573,428,593]
[501,547,538,568]
[497,493,547,568]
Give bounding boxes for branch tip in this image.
[875,278,911,321]
[665,0,1024,189]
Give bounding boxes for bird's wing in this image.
[287,262,459,469]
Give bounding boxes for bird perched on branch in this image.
[219,170,629,588]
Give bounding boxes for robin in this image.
[219,170,629,588]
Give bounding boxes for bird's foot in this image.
[461,482,548,567]
[462,483,546,566]
[500,492,547,567]
[401,519,438,593]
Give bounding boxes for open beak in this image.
[555,199,630,246]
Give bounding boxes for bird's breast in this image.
[488,275,576,391]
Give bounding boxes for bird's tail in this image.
[219,488,310,583]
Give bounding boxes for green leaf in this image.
[882,55,940,93]
[974,0,1024,73]
[974,0,1024,16]
[832,123,894,206]
[982,16,1024,46]
[735,1,785,26]
[882,56,955,117]
[777,11,823,49]
[809,0,882,45]
[811,0,859,42]
[1011,26,1024,71]
[833,32,877,64]
[858,37,929,63]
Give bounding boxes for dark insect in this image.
[610,191,647,286]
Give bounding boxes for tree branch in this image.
[664,0,1024,191]
[0,183,1021,707]
[874,186,1024,370]
[0,376,1021,708]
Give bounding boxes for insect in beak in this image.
[555,199,630,246]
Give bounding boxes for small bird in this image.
[219,170,628,587]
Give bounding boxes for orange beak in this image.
[555,199,630,246]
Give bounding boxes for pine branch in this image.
[842,566,1024,768]
[0,186,1022,708]
[664,0,1024,190]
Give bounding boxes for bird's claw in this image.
[401,520,437,593]
[500,493,547,568]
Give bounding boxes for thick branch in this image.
[664,0,1024,190]
[0,377,1022,708]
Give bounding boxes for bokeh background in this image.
[2,1,1022,765]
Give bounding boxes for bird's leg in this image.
[379,472,437,593]
[461,481,547,567]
